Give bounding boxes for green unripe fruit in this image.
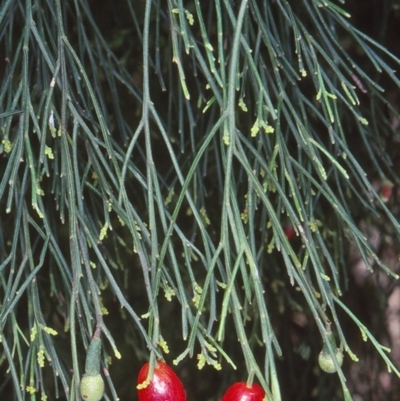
[81,333,104,401]
[80,373,105,401]
[318,347,343,373]
[318,327,343,373]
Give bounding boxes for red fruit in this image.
[137,361,186,401]
[222,382,265,401]
[283,224,295,241]
[380,181,393,203]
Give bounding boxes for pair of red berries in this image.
[137,361,266,401]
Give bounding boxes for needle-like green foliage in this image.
[0,1,399,400]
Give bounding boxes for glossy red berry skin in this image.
[137,362,186,401]
[283,224,295,241]
[380,182,393,203]
[222,382,265,401]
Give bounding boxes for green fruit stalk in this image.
[85,337,102,376]
[80,336,105,401]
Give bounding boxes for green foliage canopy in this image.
[0,0,400,400]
